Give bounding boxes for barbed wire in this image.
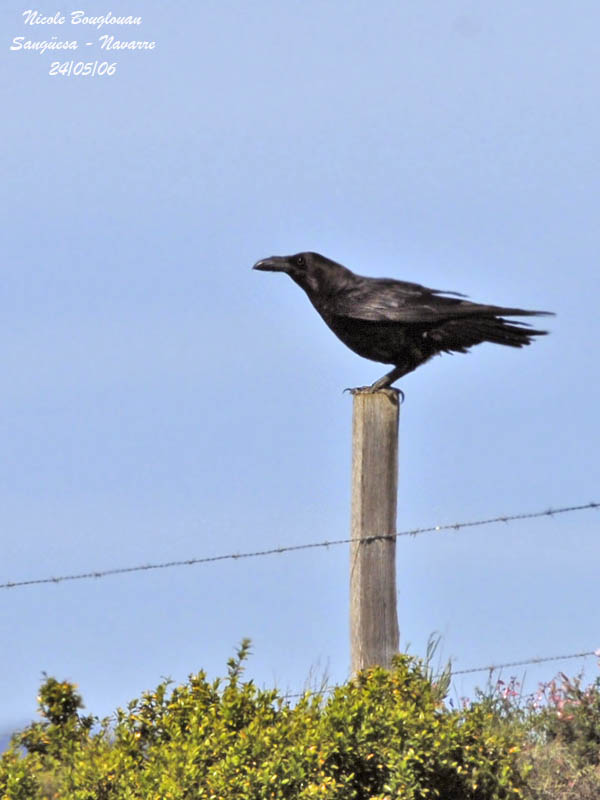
[453,649,600,675]
[282,648,600,699]
[1,501,597,591]
[285,650,600,699]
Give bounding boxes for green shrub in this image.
[0,642,527,799]
[460,668,600,800]
[532,672,600,768]
[524,739,600,800]
[518,671,600,799]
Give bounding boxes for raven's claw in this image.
[344,386,405,403]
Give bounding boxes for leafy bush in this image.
[524,739,600,800]
[462,667,600,800]
[522,671,600,800]
[0,642,527,799]
[532,672,600,768]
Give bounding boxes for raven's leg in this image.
[368,365,408,391]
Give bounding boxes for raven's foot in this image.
[344,366,407,400]
[344,385,405,403]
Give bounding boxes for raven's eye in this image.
[296,256,305,267]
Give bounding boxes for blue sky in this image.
[2,0,599,735]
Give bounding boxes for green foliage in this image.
[524,739,600,800]
[456,668,600,800]
[532,672,600,768]
[0,642,527,799]
[13,676,94,760]
[1,675,96,799]
[520,671,600,800]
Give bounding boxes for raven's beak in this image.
[252,256,288,272]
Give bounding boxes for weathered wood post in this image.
[350,388,400,674]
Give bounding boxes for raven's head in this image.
[253,251,335,295]
[253,252,317,275]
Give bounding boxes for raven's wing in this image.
[325,278,550,324]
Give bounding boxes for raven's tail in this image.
[434,313,551,353]
[479,305,554,320]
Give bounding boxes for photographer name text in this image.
[10,9,157,75]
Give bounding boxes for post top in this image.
[347,387,402,405]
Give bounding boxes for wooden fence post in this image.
[350,388,400,674]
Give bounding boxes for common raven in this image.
[253,251,552,391]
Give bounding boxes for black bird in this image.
[253,251,553,391]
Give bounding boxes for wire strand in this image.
[283,648,600,699]
[1,501,597,590]
[282,648,600,699]
[452,649,600,675]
